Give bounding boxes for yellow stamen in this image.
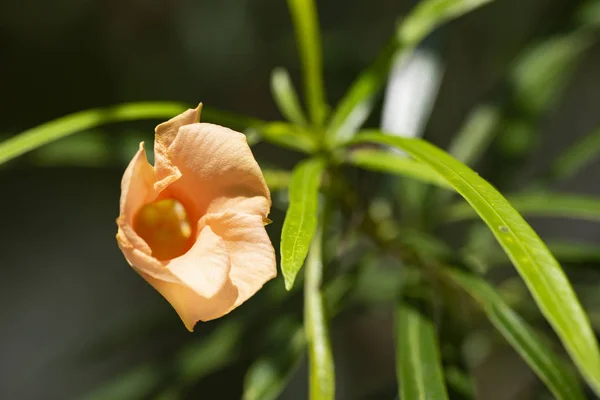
[133,199,194,261]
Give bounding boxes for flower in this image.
[116,104,276,331]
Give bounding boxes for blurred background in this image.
[1,0,600,399]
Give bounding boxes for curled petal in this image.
[166,225,232,299]
[200,211,277,307]
[154,105,201,192]
[140,271,238,331]
[118,142,156,227]
[165,123,271,221]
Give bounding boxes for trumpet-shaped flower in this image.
[116,105,276,331]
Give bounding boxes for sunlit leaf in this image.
[286,0,327,126]
[0,102,184,165]
[348,148,451,188]
[326,0,496,145]
[305,224,335,400]
[351,131,600,394]
[281,158,325,290]
[450,269,586,400]
[253,122,318,154]
[271,67,310,127]
[395,303,449,400]
[0,102,266,166]
[446,192,600,223]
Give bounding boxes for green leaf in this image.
[450,269,586,400]
[0,102,186,165]
[254,122,318,154]
[305,224,335,400]
[243,323,305,400]
[82,364,161,400]
[447,104,501,166]
[326,0,496,145]
[511,31,592,115]
[281,158,325,290]
[348,148,451,188]
[271,67,309,126]
[262,169,292,192]
[286,0,327,126]
[0,102,266,166]
[446,192,600,223]
[550,127,600,181]
[395,303,449,400]
[351,131,600,394]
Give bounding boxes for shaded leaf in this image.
[450,269,586,400]
[396,303,449,400]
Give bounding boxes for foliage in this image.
[3,0,600,398]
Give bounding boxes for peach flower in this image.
[116,104,276,331]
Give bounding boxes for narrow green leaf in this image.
[305,224,335,400]
[0,102,266,166]
[262,169,292,192]
[281,158,325,290]
[446,192,600,223]
[352,131,600,394]
[448,104,501,166]
[511,31,592,115]
[395,303,449,400]
[327,0,495,145]
[243,324,305,400]
[348,148,451,188]
[550,127,600,181]
[271,67,309,126]
[254,122,318,154]
[0,102,186,165]
[82,364,161,400]
[486,240,600,266]
[450,269,586,400]
[286,0,327,126]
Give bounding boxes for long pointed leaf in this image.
[351,131,600,394]
[287,0,327,126]
[327,0,496,145]
[348,148,451,188]
[550,127,600,181]
[271,67,310,126]
[281,158,325,290]
[446,193,600,223]
[0,102,267,166]
[396,303,449,400]
[450,269,586,400]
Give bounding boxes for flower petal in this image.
[166,225,231,299]
[200,211,277,307]
[118,142,156,227]
[116,142,179,283]
[140,270,238,331]
[165,123,271,221]
[154,105,201,192]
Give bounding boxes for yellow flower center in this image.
[133,199,194,261]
